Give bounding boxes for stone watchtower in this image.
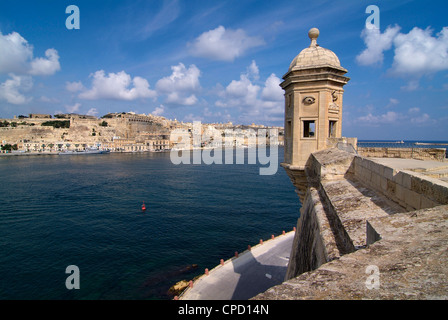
[280,28,350,169]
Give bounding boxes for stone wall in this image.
[285,187,334,280]
[283,148,448,283]
[349,157,448,211]
[254,205,448,300]
[358,147,446,162]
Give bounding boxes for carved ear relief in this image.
[303,96,315,105]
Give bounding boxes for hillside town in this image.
[0,112,284,154]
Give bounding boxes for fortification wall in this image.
[349,157,447,211]
[358,147,446,162]
[281,148,448,292]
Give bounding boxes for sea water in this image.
[0,147,300,299]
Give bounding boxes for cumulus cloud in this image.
[0,31,33,74]
[247,60,260,80]
[0,31,60,104]
[261,74,283,102]
[188,26,265,61]
[66,81,84,93]
[86,108,98,116]
[165,92,198,105]
[0,31,60,76]
[39,96,59,103]
[29,48,60,76]
[215,61,283,122]
[0,74,33,104]
[391,26,448,76]
[156,63,201,106]
[65,102,81,113]
[410,113,431,124]
[357,111,401,124]
[79,70,157,101]
[216,73,260,108]
[357,25,448,90]
[357,108,434,127]
[151,105,165,116]
[356,25,401,66]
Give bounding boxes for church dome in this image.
[288,28,342,71]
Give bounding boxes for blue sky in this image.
[0,0,447,140]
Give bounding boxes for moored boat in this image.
[58,148,110,155]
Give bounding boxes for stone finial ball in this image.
[308,28,320,40]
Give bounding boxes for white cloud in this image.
[0,31,33,74]
[0,31,60,76]
[410,113,431,124]
[261,74,283,102]
[151,105,165,116]
[0,31,60,104]
[65,103,81,113]
[215,61,283,123]
[39,96,59,103]
[357,108,434,127]
[156,63,201,92]
[247,60,259,80]
[165,92,198,105]
[156,63,201,106]
[66,81,84,92]
[183,113,203,122]
[356,25,401,66]
[0,74,33,104]
[388,98,399,106]
[86,108,98,116]
[29,48,60,76]
[79,70,157,101]
[357,111,401,124]
[217,73,260,108]
[357,25,448,91]
[188,26,265,61]
[400,80,420,91]
[391,26,448,76]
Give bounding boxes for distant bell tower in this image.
[280,28,350,169]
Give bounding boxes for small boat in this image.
[58,148,110,155]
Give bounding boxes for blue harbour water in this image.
[0,147,301,300]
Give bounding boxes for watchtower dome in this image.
[280,28,350,168]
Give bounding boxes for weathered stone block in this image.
[411,176,423,194]
[371,161,381,175]
[387,179,396,195]
[383,166,395,180]
[420,196,439,209]
[393,171,404,186]
[401,171,413,189]
[394,184,406,202]
[432,182,448,204]
[404,189,421,210]
[371,172,381,189]
[380,176,388,192]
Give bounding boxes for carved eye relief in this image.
[303,96,315,105]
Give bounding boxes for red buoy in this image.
[141,201,146,211]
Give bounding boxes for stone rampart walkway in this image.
[179,231,294,300]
